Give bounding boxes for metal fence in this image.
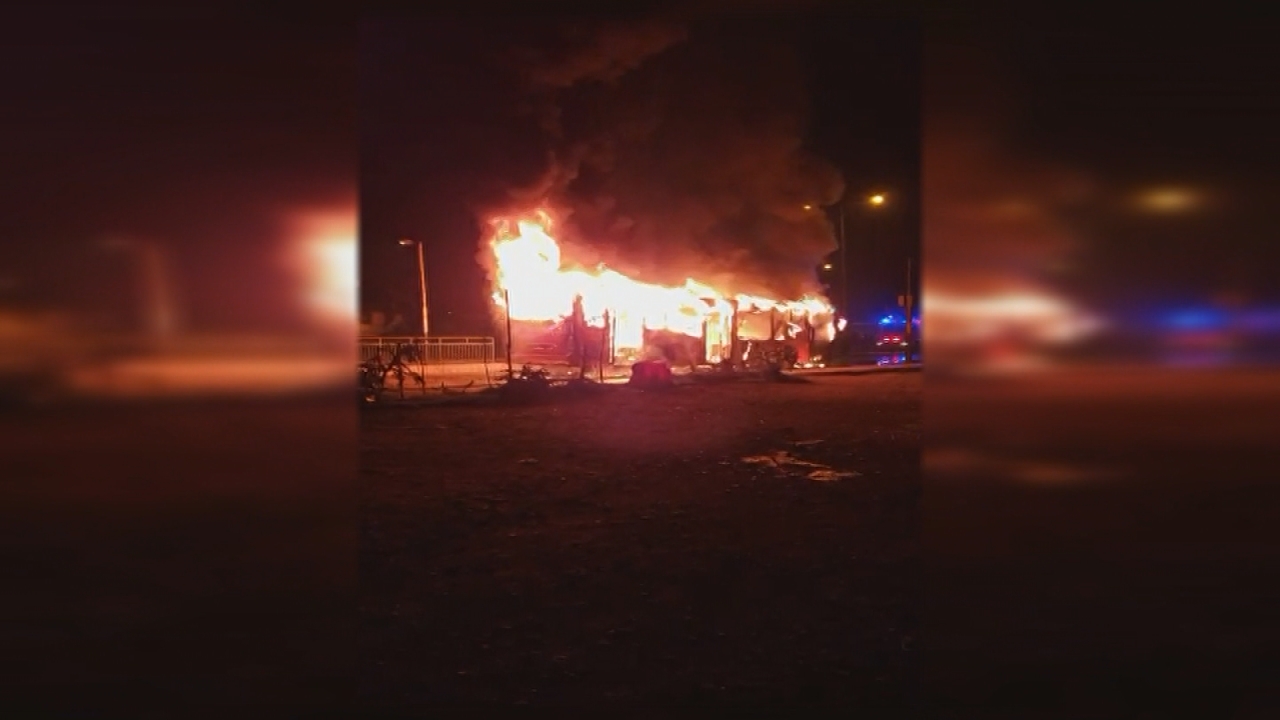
[359,336,495,364]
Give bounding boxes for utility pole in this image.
[838,204,848,319]
[903,257,914,348]
[504,289,514,377]
[600,310,609,383]
[729,299,741,369]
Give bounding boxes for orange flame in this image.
[488,211,834,350]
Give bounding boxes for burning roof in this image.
[486,209,836,351]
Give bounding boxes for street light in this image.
[1136,187,1198,213]
[803,191,890,323]
[399,238,429,338]
[833,191,890,328]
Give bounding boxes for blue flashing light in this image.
[1165,308,1227,331]
[879,313,920,327]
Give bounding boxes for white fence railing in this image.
[359,336,495,364]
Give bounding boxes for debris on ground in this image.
[741,450,858,482]
[807,469,860,482]
[741,450,827,469]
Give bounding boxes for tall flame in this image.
[488,211,834,350]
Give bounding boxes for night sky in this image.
[5,6,1268,336]
[927,10,1276,314]
[1020,17,1275,311]
[360,9,920,335]
[1,8,355,332]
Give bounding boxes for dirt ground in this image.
[360,371,922,710]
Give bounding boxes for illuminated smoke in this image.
[487,14,845,301]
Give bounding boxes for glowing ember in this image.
[488,211,834,350]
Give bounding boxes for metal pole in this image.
[904,256,913,349]
[599,311,608,382]
[416,241,429,339]
[805,313,814,362]
[572,295,586,379]
[729,299,740,369]
[700,318,709,365]
[838,204,847,319]
[504,289,514,377]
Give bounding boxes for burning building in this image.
[487,210,837,370]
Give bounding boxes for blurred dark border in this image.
[922,7,1279,717]
[3,4,1276,717]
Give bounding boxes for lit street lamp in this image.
[838,192,889,320]
[857,193,908,344]
[398,238,429,338]
[1136,187,1199,213]
[805,192,891,325]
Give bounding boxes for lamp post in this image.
[864,192,888,333]
[807,191,889,324]
[398,238,429,338]
[904,256,914,349]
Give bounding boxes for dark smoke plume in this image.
[488,13,845,302]
[523,18,689,93]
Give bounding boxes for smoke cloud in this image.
[523,18,689,93]
[488,14,845,301]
